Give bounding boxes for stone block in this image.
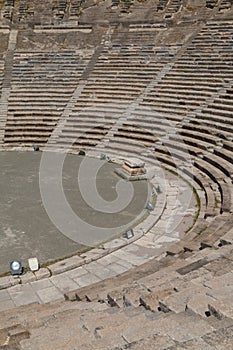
[0,299,15,312]
[20,271,37,284]
[85,261,117,280]
[0,276,20,290]
[80,249,107,264]
[34,268,51,280]
[36,286,64,304]
[163,314,214,343]
[140,289,173,312]
[49,255,84,275]
[73,273,101,288]
[176,258,209,275]
[8,284,40,307]
[106,262,128,274]
[166,242,184,256]
[64,291,81,302]
[159,286,204,314]
[208,297,233,320]
[186,293,215,317]
[30,278,54,292]
[168,338,215,350]
[125,333,175,350]
[103,238,126,252]
[50,274,79,293]
[202,325,233,349]
[8,325,30,342]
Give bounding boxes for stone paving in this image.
[0,171,197,312]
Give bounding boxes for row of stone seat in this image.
[97,109,233,229]
[1,0,14,20]
[155,153,232,235]
[69,0,82,18]
[2,21,233,217]
[19,0,27,17]
[100,136,220,220]
[52,118,114,148]
[156,0,182,16]
[0,0,84,25]
[112,30,165,45]
[69,242,233,312]
[156,0,169,12]
[165,0,182,14]
[1,231,233,349]
[56,95,232,221]
[51,30,185,149]
[5,0,14,6]
[135,20,233,129]
[156,143,231,206]
[1,0,231,28]
[0,3,233,349]
[1,296,231,349]
[219,0,233,12]
[57,242,233,348]
[206,0,219,9]
[110,22,186,45]
[4,21,232,200]
[0,59,4,87]
[3,50,93,146]
[53,0,83,21]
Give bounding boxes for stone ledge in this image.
[0,275,20,290]
[34,268,51,280]
[49,255,84,275]
[20,272,37,284]
[208,298,233,320]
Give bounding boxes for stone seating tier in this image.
[1,244,233,349]
[0,4,233,348]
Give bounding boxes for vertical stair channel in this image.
[48,27,116,148]
[0,29,18,145]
